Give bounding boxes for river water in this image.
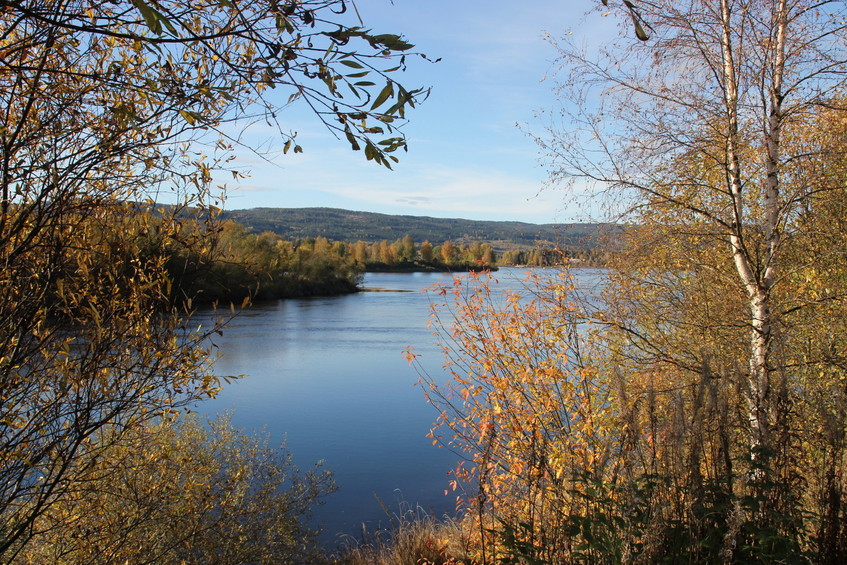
[196,267,605,545]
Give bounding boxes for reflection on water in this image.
[194,267,605,544]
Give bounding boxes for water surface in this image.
[197,268,605,543]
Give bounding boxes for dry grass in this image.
[328,502,473,565]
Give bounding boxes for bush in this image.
[16,415,335,565]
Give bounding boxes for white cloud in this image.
[212,1,618,224]
[225,144,597,222]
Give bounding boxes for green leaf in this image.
[322,75,338,96]
[132,0,161,35]
[179,109,196,125]
[159,11,177,36]
[324,29,353,44]
[344,127,360,151]
[340,60,364,69]
[276,15,294,34]
[634,19,649,41]
[131,0,177,36]
[372,34,414,51]
[371,83,393,110]
[377,137,403,147]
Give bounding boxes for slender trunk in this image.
[719,0,787,467]
[718,0,763,450]
[748,291,772,459]
[753,0,787,468]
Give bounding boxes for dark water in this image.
[196,267,605,545]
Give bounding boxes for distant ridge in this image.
[220,207,613,250]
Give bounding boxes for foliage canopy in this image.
[0,0,426,558]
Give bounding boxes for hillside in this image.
[219,207,613,250]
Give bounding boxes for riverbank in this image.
[363,260,497,273]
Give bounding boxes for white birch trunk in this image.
[719,0,788,464]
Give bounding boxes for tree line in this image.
[350,234,497,271]
[341,234,603,270]
[166,221,607,305]
[166,219,363,304]
[348,236,605,269]
[170,220,589,302]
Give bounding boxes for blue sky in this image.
[218,1,617,224]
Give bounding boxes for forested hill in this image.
[219,207,612,249]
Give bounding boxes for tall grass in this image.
[330,502,472,565]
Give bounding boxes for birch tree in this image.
[414,2,847,560]
[544,0,847,477]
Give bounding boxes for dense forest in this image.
[168,215,605,303]
[220,206,612,250]
[166,219,363,304]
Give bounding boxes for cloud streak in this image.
[214,1,615,224]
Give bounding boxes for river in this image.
[196,267,605,545]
